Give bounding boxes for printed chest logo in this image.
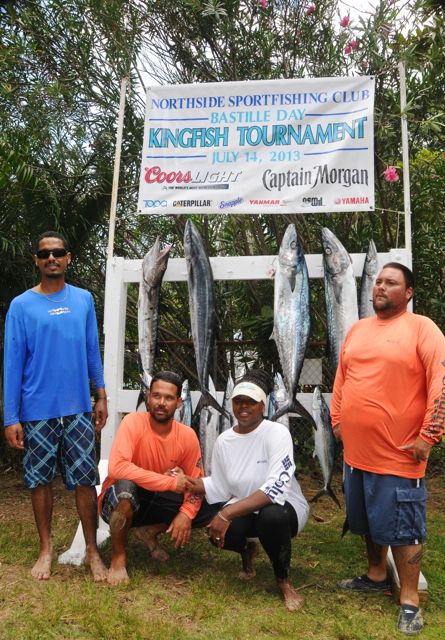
[48,307,71,316]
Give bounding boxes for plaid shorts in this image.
[22,413,99,489]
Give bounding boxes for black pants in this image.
[220,502,299,579]
[101,479,223,527]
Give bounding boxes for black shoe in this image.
[337,574,390,593]
[397,605,423,635]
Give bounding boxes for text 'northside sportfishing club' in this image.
[138,78,375,214]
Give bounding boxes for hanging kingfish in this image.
[199,376,220,476]
[137,237,172,409]
[310,387,341,508]
[184,219,226,419]
[359,239,379,320]
[322,228,358,372]
[271,224,314,427]
[174,379,192,427]
[219,375,235,434]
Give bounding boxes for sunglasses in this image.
[36,249,68,259]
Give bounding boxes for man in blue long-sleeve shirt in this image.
[4,231,108,582]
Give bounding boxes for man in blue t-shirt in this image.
[4,231,108,582]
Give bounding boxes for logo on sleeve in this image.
[281,455,292,470]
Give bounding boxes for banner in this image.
[137,76,375,215]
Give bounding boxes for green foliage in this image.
[2,0,445,430]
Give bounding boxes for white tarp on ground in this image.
[137,76,375,215]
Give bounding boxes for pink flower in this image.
[344,44,351,54]
[361,60,368,69]
[306,4,315,15]
[258,0,267,7]
[341,16,350,27]
[350,40,357,50]
[384,166,399,183]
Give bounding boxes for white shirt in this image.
[202,420,309,534]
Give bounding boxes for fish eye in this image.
[325,247,332,255]
[291,241,297,248]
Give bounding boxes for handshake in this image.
[164,467,203,494]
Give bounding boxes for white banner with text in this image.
[137,76,375,215]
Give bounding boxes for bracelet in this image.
[217,511,231,524]
[96,396,108,401]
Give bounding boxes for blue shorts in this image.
[344,463,428,546]
[101,479,222,528]
[22,413,99,490]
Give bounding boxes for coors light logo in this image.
[144,166,242,186]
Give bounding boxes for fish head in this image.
[142,237,172,286]
[312,386,322,411]
[363,239,379,277]
[275,387,287,403]
[279,224,305,273]
[181,379,190,400]
[184,219,200,255]
[321,228,351,277]
[274,372,282,392]
[274,372,287,401]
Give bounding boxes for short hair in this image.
[237,369,273,396]
[382,262,415,290]
[35,231,70,253]
[150,371,182,397]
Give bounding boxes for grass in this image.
[0,472,444,640]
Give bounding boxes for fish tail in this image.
[309,486,341,509]
[193,392,229,420]
[341,515,350,538]
[136,372,151,411]
[271,400,316,428]
[136,389,148,412]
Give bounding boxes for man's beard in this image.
[372,296,398,312]
[45,272,64,279]
[151,408,174,423]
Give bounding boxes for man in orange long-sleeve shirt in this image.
[98,371,221,585]
[331,263,445,636]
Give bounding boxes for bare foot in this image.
[276,578,304,611]
[135,525,169,562]
[84,549,108,582]
[107,553,130,586]
[239,540,259,580]
[30,552,52,580]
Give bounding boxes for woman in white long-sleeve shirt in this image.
[187,370,309,611]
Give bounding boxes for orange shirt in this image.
[330,312,445,478]
[98,414,204,520]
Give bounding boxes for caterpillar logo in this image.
[173,200,211,207]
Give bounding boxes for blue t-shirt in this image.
[3,284,105,425]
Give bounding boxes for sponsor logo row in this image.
[142,195,370,210]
